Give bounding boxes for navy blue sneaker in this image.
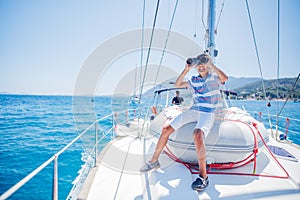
[191,175,209,191]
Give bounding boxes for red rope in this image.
[251,122,259,174]
[163,118,290,179]
[254,123,290,178]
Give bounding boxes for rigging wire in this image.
[139,0,178,139]
[193,0,199,55]
[276,0,280,102]
[194,0,198,38]
[245,0,274,134]
[138,0,161,102]
[201,0,207,30]
[139,0,146,96]
[136,0,147,138]
[277,73,300,117]
[215,0,225,34]
[136,0,161,138]
[245,0,267,100]
[153,0,179,86]
[273,0,299,140]
[276,0,280,137]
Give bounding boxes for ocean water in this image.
[0,95,84,200]
[0,94,299,199]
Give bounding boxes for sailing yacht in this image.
[1,0,299,200]
[69,1,300,199]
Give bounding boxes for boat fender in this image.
[151,106,158,115]
[150,115,155,120]
[284,118,290,139]
[279,133,286,140]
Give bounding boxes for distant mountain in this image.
[225,76,261,90]
[234,77,300,99]
[142,76,300,100]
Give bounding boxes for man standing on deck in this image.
[172,90,184,105]
[140,53,228,191]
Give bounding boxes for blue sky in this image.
[0,0,299,95]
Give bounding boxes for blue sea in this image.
[0,94,299,199]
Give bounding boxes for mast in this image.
[207,0,217,60]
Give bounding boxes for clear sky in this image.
[0,0,299,95]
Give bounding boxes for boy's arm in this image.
[207,62,228,83]
[174,63,193,88]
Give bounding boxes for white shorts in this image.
[169,109,215,138]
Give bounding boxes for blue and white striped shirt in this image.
[188,73,222,113]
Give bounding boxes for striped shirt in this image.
[188,73,222,113]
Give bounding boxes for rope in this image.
[163,118,289,179]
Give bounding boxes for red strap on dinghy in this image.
[164,120,290,179]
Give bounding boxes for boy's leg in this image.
[191,128,209,191]
[191,112,215,190]
[150,110,196,163]
[193,129,207,179]
[140,125,174,172]
[150,125,175,163]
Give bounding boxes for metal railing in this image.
[0,105,151,200]
[249,111,300,142]
[0,113,114,200]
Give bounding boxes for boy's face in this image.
[195,64,209,77]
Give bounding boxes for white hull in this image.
[76,106,300,200]
[79,129,300,200]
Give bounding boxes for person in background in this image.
[140,53,228,191]
[172,90,184,105]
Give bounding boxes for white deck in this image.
[79,134,300,200]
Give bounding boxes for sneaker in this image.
[140,161,160,173]
[191,175,209,191]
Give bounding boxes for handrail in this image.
[154,87,187,94]
[249,111,300,123]
[0,113,114,200]
[248,111,300,140]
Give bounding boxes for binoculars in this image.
[186,54,209,65]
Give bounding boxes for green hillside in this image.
[234,77,300,100]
